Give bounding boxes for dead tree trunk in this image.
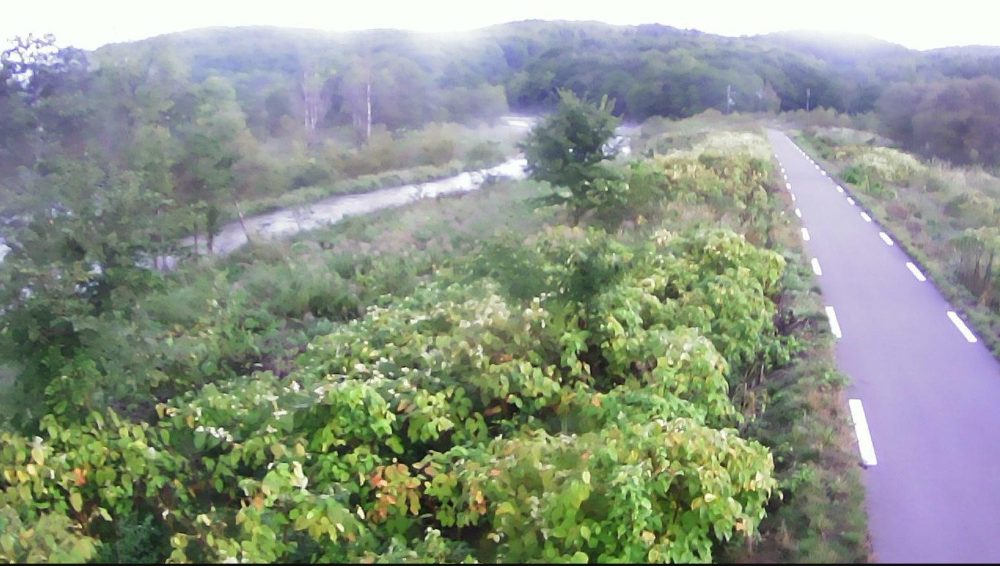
[231,190,252,247]
[366,78,372,142]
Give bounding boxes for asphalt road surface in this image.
[767,129,1000,563]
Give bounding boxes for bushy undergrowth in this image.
[0,125,869,563]
[0,226,792,563]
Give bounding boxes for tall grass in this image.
[226,120,527,221]
[797,128,1000,355]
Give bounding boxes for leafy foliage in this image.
[800,128,1000,341]
[521,90,621,224]
[0,222,791,562]
[0,30,877,560]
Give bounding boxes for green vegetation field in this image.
[18,18,1000,563]
[0,92,869,562]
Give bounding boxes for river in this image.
[190,115,638,258]
[185,156,529,258]
[0,116,539,268]
[2,115,635,267]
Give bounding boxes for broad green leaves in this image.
[0,507,98,563]
[0,221,790,563]
[0,137,795,562]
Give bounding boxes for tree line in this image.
[6,21,1000,199]
[878,76,1000,167]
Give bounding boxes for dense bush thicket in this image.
[0,48,871,560]
[0,225,791,563]
[0,92,820,561]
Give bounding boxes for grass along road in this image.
[769,128,1000,562]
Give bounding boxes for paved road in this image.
[766,129,1000,563]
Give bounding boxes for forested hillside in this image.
[5,20,1000,233]
[87,22,1000,126]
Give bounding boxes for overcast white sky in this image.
[2,0,998,51]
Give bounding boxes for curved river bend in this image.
[2,116,638,267]
[183,157,529,258]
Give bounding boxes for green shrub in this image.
[464,140,505,168]
[0,226,788,563]
[289,160,335,190]
[92,510,171,564]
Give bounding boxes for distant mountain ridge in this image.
[87,20,1000,122]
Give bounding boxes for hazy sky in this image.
[3,0,999,51]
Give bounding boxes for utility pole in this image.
[806,87,811,112]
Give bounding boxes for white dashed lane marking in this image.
[825,306,842,338]
[906,262,927,282]
[947,311,978,343]
[849,399,878,467]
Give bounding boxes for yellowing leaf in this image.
[496,501,516,516]
[270,444,286,458]
[70,492,83,513]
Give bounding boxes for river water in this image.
[2,115,636,267]
[0,116,538,267]
[190,116,637,258]
[185,156,529,257]
[0,159,528,266]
